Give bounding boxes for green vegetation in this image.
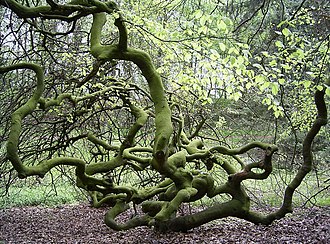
[0,169,87,209]
[0,182,84,209]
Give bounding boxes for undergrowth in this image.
[0,169,329,209]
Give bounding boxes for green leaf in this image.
[226,86,233,94]
[228,47,234,54]
[255,74,266,84]
[326,87,330,97]
[199,26,208,34]
[260,81,270,91]
[262,97,272,105]
[217,20,227,30]
[231,92,241,101]
[210,53,218,61]
[292,48,304,58]
[274,110,281,118]
[194,10,203,19]
[261,51,269,57]
[277,20,288,28]
[302,80,311,88]
[192,42,202,51]
[268,73,277,79]
[223,17,233,26]
[282,28,291,37]
[230,57,236,65]
[271,83,279,95]
[280,64,292,70]
[236,56,245,65]
[269,60,277,67]
[219,42,226,52]
[278,78,285,85]
[275,41,284,48]
[316,85,323,91]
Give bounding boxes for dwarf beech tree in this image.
[0,0,329,232]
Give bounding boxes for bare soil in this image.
[0,204,329,243]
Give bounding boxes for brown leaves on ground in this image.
[0,204,329,243]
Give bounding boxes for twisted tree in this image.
[0,0,328,232]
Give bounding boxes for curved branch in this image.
[0,0,117,21]
[123,147,152,166]
[1,63,45,176]
[104,200,151,231]
[239,84,328,225]
[0,63,112,189]
[90,12,173,170]
[114,14,128,51]
[280,86,328,213]
[185,141,278,162]
[87,133,119,152]
[228,146,276,184]
[158,199,244,232]
[85,96,149,175]
[211,141,278,155]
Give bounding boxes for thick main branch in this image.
[89,12,173,170]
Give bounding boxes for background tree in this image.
[0,0,329,232]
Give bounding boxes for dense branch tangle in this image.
[0,0,328,232]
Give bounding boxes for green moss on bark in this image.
[90,12,173,171]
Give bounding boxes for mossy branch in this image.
[90,191,127,208]
[87,133,119,152]
[1,63,111,189]
[280,86,327,213]
[157,200,244,232]
[114,14,128,51]
[236,85,328,225]
[0,0,117,20]
[23,157,112,188]
[131,179,173,204]
[1,63,45,175]
[228,146,277,184]
[104,200,151,230]
[210,141,278,155]
[90,12,173,171]
[123,147,152,166]
[86,100,148,175]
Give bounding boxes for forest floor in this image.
[0,204,329,243]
